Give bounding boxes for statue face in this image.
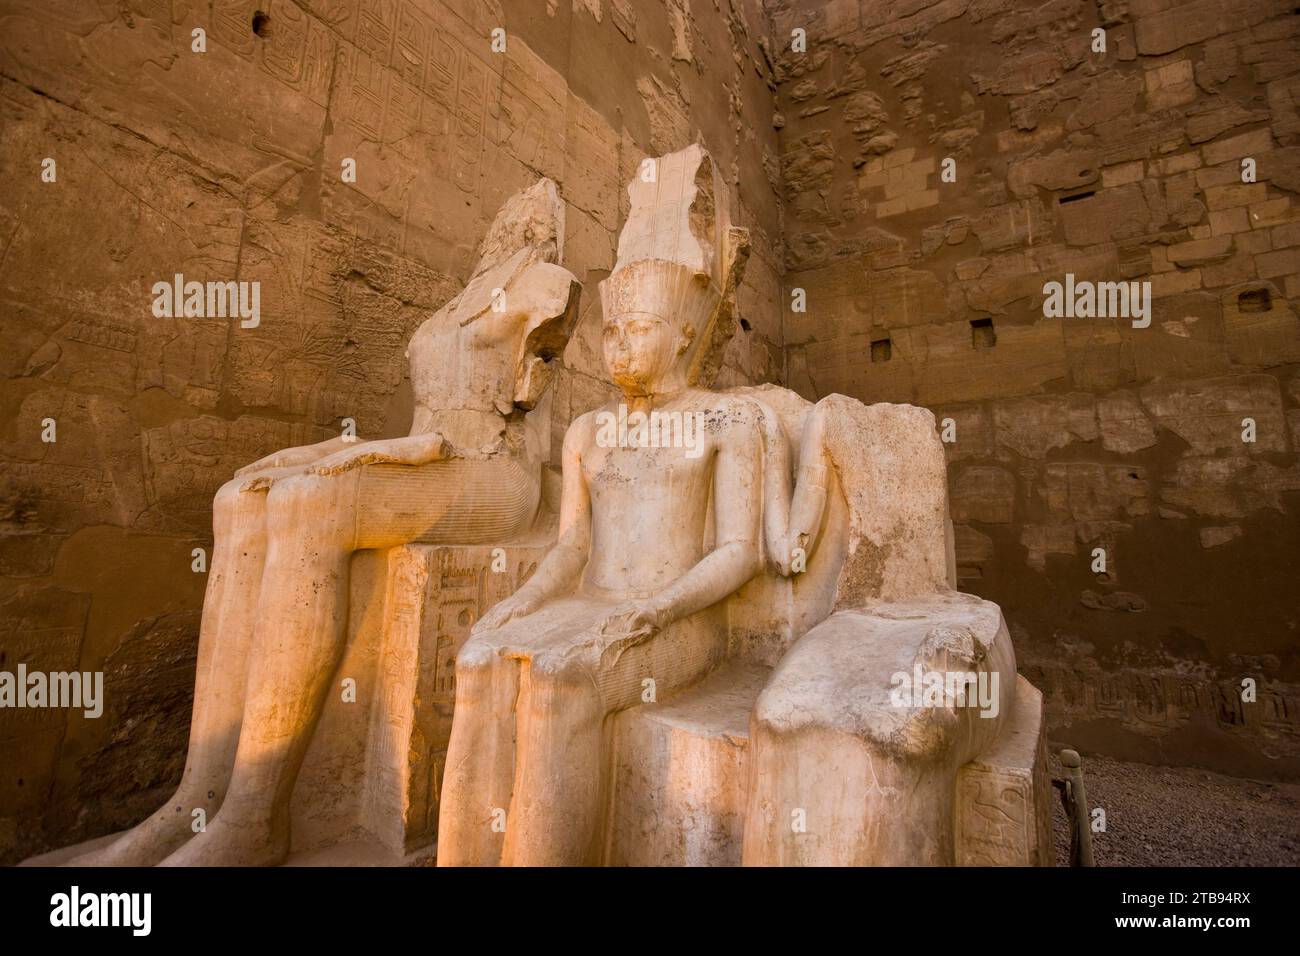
[603,311,682,393]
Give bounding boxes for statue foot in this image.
[156,810,289,867]
[64,792,211,867]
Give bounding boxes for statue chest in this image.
[582,442,715,513]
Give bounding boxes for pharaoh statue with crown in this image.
[438,144,1055,868]
[437,146,764,865]
[42,145,1053,869]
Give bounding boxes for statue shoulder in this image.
[706,392,765,430]
[563,407,604,451]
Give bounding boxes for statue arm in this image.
[604,409,763,641]
[234,434,363,478]
[665,413,763,617]
[776,400,833,574]
[517,415,593,601]
[305,431,448,476]
[472,415,592,633]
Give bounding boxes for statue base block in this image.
[609,662,1054,866]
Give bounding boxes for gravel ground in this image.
[1048,752,1300,866]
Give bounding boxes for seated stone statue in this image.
[436,144,759,866]
[74,179,581,866]
[598,382,1040,866]
[429,148,1045,869]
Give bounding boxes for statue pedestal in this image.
[607,660,768,866]
[610,670,1053,866]
[955,676,1056,866]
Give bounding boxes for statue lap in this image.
[459,595,726,714]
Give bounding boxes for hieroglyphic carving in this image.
[210,0,335,106]
[955,771,1032,867]
[63,319,137,354]
[226,217,424,429]
[0,598,88,740]
[142,415,331,526]
[331,0,498,183]
[355,543,548,850]
[955,679,1055,867]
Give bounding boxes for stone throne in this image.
[404,143,1051,868]
[604,386,1056,866]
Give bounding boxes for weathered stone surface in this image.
[993,394,1099,459]
[0,0,786,864]
[716,0,1300,781]
[1098,390,1159,453]
[1139,375,1289,455]
[7,0,1300,864]
[952,466,1017,524]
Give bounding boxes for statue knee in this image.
[264,474,351,547]
[527,651,596,709]
[455,640,498,678]
[213,478,253,523]
[530,650,575,681]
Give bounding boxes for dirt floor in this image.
[1048,752,1300,866]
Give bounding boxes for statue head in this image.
[439,178,580,414]
[599,144,749,398]
[471,177,565,278]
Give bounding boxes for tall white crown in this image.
[599,144,750,386]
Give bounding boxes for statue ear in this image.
[677,322,695,356]
[512,266,583,409]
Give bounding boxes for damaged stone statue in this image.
[70,180,581,867]
[436,144,758,866]
[440,144,1053,868]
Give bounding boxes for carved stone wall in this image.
[0,0,784,863]
[3,0,1298,866]
[769,0,1300,778]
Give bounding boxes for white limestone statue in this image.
[436,144,758,865]
[439,146,1049,867]
[73,179,581,867]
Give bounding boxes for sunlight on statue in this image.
[70,180,580,867]
[437,144,759,866]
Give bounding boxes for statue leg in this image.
[506,616,727,865]
[159,470,362,866]
[438,599,614,866]
[71,476,273,866]
[435,640,525,866]
[503,649,606,866]
[437,637,607,867]
[438,604,726,866]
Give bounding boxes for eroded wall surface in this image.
[0,0,783,862]
[770,0,1299,778]
[3,0,1298,865]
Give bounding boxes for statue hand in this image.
[309,433,447,477]
[473,588,543,635]
[597,599,668,644]
[236,443,340,478]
